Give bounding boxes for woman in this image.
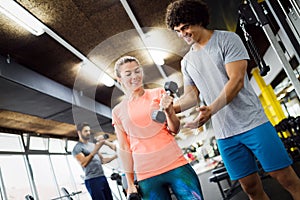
[112,56,203,200]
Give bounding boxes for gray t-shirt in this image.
[182,30,268,139]
[72,142,104,180]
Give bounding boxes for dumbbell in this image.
[25,195,34,200]
[127,193,141,200]
[93,133,109,143]
[111,172,122,186]
[151,81,178,123]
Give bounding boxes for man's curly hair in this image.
[165,0,209,30]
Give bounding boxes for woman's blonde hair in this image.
[114,56,141,78]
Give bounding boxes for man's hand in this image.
[184,106,212,129]
[76,140,105,168]
[95,134,109,141]
[92,140,105,155]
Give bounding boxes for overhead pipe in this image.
[120,0,168,80]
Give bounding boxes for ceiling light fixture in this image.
[0,0,117,88]
[0,0,45,36]
[101,74,115,87]
[149,49,165,66]
[82,60,116,88]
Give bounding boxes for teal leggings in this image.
[138,164,203,200]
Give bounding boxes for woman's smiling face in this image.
[118,61,143,92]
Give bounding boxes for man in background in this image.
[72,122,117,200]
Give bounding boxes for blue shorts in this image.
[217,122,292,180]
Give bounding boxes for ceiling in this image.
[0,0,272,140]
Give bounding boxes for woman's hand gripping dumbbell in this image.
[151,81,178,123]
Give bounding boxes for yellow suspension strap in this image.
[251,67,289,138]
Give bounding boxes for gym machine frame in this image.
[247,0,300,99]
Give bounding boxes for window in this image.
[29,136,48,151]
[0,133,24,152]
[0,155,32,200]
[50,155,78,197]
[67,155,91,199]
[49,138,66,153]
[29,155,59,199]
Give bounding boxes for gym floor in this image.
[198,161,300,200]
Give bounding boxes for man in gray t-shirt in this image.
[165,0,300,199]
[72,122,117,200]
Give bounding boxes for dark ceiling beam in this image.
[0,55,112,119]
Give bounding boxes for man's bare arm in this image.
[173,84,200,113]
[75,141,105,168]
